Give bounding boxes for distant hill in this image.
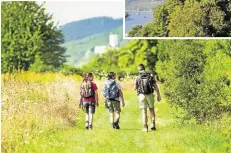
[125,0,164,11]
[60,17,123,42]
[63,26,127,67]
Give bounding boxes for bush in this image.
[156,40,231,122]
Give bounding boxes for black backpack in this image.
[137,72,154,94]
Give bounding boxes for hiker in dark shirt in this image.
[134,64,161,132]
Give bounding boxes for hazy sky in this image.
[37,1,124,26]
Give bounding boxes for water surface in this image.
[125,11,153,33]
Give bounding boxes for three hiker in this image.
[79,64,161,132]
[134,64,161,132]
[79,72,99,130]
[103,72,125,129]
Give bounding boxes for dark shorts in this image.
[107,99,121,113]
[83,101,96,114]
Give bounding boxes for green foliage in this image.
[59,65,84,76]
[128,0,231,37]
[82,40,158,77]
[1,1,66,73]
[156,40,231,122]
[83,49,120,73]
[168,0,231,37]
[29,55,54,72]
[127,25,143,37]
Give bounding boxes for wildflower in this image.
[23,140,29,144]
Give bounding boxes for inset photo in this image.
[124,0,231,38]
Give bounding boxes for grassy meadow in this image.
[1,73,231,153]
[1,72,82,152]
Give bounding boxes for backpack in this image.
[103,80,119,99]
[137,72,154,94]
[80,80,94,98]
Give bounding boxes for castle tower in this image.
[109,33,118,47]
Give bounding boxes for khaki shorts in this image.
[107,99,121,113]
[138,93,154,109]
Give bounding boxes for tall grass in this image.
[2,74,230,153]
[1,72,82,153]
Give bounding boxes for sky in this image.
[37,1,124,26]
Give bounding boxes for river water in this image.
[125,11,153,33]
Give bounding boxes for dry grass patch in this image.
[1,72,82,152]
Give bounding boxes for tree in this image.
[156,40,231,122]
[82,40,158,77]
[127,25,143,37]
[128,0,231,37]
[168,0,231,37]
[1,1,66,73]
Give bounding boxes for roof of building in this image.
[94,46,107,54]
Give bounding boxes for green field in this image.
[2,73,230,153]
[19,92,230,153]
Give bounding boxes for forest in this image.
[128,0,231,37]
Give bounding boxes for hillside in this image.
[125,0,164,11]
[60,17,123,42]
[63,26,126,67]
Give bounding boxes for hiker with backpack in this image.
[103,72,125,129]
[135,64,161,132]
[79,72,99,130]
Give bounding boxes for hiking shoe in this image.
[115,123,120,129]
[142,124,148,132]
[151,126,156,131]
[89,125,92,130]
[142,127,148,132]
[112,123,115,129]
[85,121,89,129]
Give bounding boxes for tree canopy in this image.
[1,1,67,73]
[82,40,158,78]
[128,0,231,37]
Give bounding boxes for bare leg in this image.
[149,107,156,130]
[110,112,114,124]
[89,113,93,129]
[142,108,148,125]
[110,112,116,128]
[114,112,120,129]
[142,108,148,132]
[85,113,89,128]
[114,112,120,124]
